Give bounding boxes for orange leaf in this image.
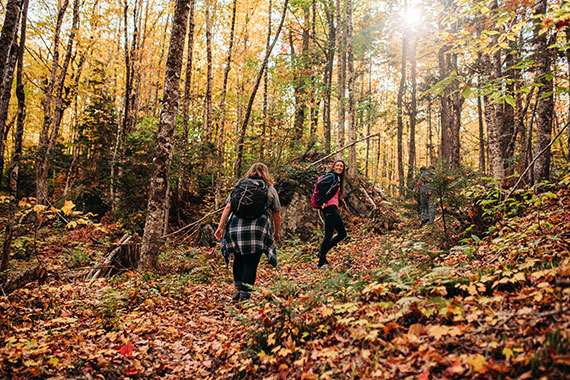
[418,371,430,380]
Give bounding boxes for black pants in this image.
[318,205,347,266]
[233,251,263,298]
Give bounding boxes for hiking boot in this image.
[232,291,241,301]
[239,291,251,301]
[317,263,329,270]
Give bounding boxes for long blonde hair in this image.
[245,162,275,187]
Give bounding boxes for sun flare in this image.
[403,6,422,26]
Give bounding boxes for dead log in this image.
[1,265,48,294]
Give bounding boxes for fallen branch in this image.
[468,305,570,335]
[162,207,224,239]
[360,186,377,216]
[504,119,570,201]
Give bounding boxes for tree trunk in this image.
[1,0,28,275]
[407,34,417,183]
[291,5,310,144]
[502,51,516,174]
[531,0,554,183]
[139,0,190,271]
[0,0,23,186]
[322,0,335,154]
[177,0,195,197]
[152,12,170,117]
[481,13,505,182]
[309,0,318,141]
[345,0,356,177]
[214,0,237,208]
[0,0,24,189]
[397,30,407,195]
[567,27,570,164]
[204,0,213,143]
[63,54,87,197]
[438,8,463,170]
[35,0,78,204]
[427,96,434,166]
[477,93,485,173]
[234,0,289,177]
[0,45,18,187]
[335,0,346,158]
[261,0,272,159]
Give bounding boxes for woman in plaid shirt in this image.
[214,163,281,301]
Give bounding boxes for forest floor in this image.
[1,185,570,379]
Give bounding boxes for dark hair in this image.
[330,159,346,197]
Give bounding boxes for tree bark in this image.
[177,0,195,197]
[397,29,407,195]
[0,44,18,187]
[438,4,463,170]
[35,0,79,204]
[567,27,570,164]
[261,0,272,159]
[291,5,310,144]
[1,0,28,275]
[234,0,289,177]
[407,33,417,183]
[139,0,191,271]
[214,0,237,208]
[309,0,318,141]
[322,0,335,154]
[0,0,24,188]
[204,0,214,143]
[345,0,356,177]
[335,0,346,158]
[531,0,554,183]
[477,93,485,173]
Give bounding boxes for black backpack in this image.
[230,178,268,219]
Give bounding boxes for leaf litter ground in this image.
[1,188,569,379]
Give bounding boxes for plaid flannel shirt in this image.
[221,212,278,269]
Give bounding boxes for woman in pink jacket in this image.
[315,160,347,269]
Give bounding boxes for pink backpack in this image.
[311,174,332,208]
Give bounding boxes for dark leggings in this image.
[319,205,347,266]
[233,251,263,296]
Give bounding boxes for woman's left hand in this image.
[273,232,280,243]
[214,227,223,241]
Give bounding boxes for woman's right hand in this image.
[214,227,223,241]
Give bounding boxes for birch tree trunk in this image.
[335,0,346,158]
[0,0,23,185]
[345,0,356,177]
[531,0,554,183]
[322,0,335,154]
[140,0,190,271]
[481,13,505,182]
[1,0,28,275]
